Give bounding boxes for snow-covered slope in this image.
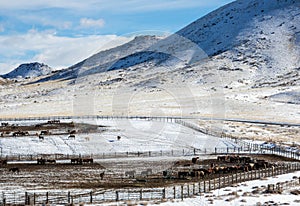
[38,0,300,87]
[1,62,52,79]
[36,35,162,82]
[0,0,299,124]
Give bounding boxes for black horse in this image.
[9,167,20,173]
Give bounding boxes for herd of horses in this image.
[164,155,274,180]
[70,157,93,164]
[36,157,94,165]
[37,158,56,164]
[2,157,95,174]
[0,121,76,139]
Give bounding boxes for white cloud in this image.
[15,13,73,30]
[0,30,132,74]
[79,18,105,28]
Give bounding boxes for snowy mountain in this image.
[36,0,300,88]
[0,0,299,124]
[1,62,53,79]
[36,35,162,82]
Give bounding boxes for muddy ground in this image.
[0,154,297,191]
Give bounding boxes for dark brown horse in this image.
[71,158,82,165]
[100,172,105,180]
[0,159,7,165]
[68,135,75,140]
[82,158,93,164]
[9,167,20,173]
[46,159,56,164]
[37,158,46,165]
[192,157,199,164]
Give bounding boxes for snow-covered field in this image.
[0,119,240,156]
[100,171,300,206]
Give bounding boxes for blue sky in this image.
[0,0,233,74]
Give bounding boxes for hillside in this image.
[1,62,52,79]
[36,35,162,82]
[0,0,299,125]
[35,0,300,87]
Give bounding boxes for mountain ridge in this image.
[1,62,52,79]
[34,0,300,85]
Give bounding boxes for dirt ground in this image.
[0,154,297,191]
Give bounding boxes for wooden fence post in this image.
[199,182,201,195]
[34,193,36,205]
[162,188,166,199]
[140,189,142,200]
[116,191,119,201]
[90,191,93,203]
[173,186,176,199]
[193,183,195,195]
[68,191,71,204]
[181,185,184,200]
[46,192,48,204]
[25,192,28,205]
[208,179,211,191]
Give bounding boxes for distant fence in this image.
[175,120,300,161]
[0,115,299,127]
[0,117,299,161]
[0,115,181,123]
[214,134,300,161]
[214,147,300,160]
[3,148,206,162]
[1,163,299,205]
[3,145,300,163]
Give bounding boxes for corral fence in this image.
[174,120,300,161]
[0,117,299,161]
[214,146,300,160]
[2,148,208,162]
[0,115,182,123]
[214,134,300,161]
[1,163,300,205]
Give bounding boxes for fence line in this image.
[1,163,299,205]
[1,115,299,127]
[2,148,203,162]
[0,117,298,162]
[175,120,300,161]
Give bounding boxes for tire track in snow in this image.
[47,136,74,154]
[58,136,77,154]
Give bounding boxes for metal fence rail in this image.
[1,163,299,205]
